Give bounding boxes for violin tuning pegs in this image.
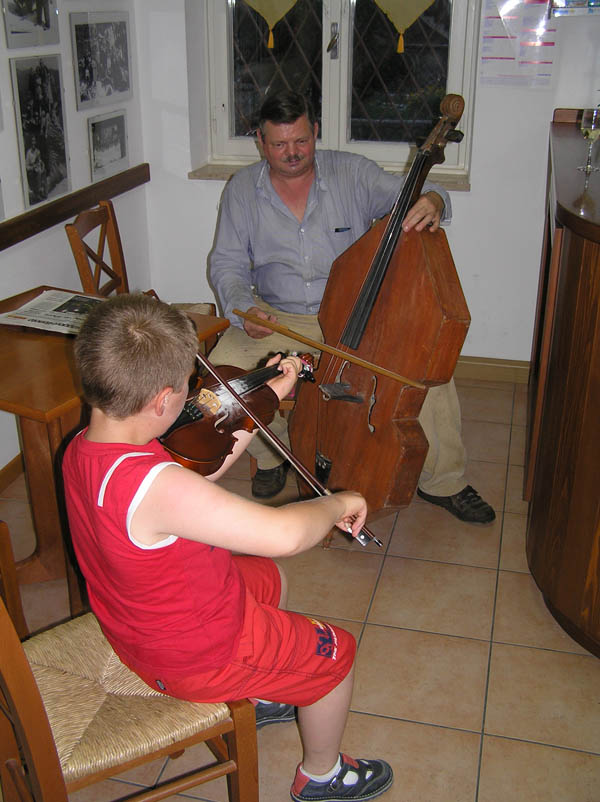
[446,129,464,143]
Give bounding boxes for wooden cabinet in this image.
[526,110,600,658]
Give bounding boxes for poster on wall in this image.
[70,11,132,110]
[88,109,128,181]
[10,54,71,208]
[1,0,59,48]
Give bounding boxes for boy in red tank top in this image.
[62,293,392,802]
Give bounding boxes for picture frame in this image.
[70,11,132,110]
[88,109,128,181]
[10,54,71,209]
[2,0,59,48]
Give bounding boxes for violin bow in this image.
[194,349,383,548]
[233,309,426,390]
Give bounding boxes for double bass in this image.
[287,95,471,514]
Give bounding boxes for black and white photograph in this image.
[10,55,70,208]
[88,109,128,181]
[70,11,132,110]
[2,0,59,48]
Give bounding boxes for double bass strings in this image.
[341,150,429,351]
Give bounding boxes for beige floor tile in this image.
[68,778,148,801]
[462,419,510,465]
[478,735,600,802]
[493,571,589,654]
[20,577,70,634]
[337,713,480,802]
[513,383,528,427]
[389,501,502,568]
[353,625,489,731]
[159,740,229,800]
[368,557,496,640]
[505,464,528,515]
[279,545,383,622]
[0,473,29,500]
[509,424,525,467]
[485,643,600,752]
[2,498,36,562]
[499,512,528,572]
[456,384,514,424]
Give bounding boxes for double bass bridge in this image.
[318,358,363,403]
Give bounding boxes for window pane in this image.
[350,0,451,143]
[231,0,323,136]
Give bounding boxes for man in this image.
[209,90,494,525]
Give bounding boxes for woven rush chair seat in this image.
[0,591,258,802]
[23,613,231,785]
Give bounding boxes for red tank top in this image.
[62,431,245,677]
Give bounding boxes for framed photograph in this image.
[70,11,132,110]
[88,109,128,181]
[2,0,59,48]
[10,54,71,208]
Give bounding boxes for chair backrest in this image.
[0,598,69,802]
[65,199,129,297]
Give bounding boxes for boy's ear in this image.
[154,387,172,416]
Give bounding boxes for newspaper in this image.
[0,290,104,335]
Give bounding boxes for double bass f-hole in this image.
[367,375,377,433]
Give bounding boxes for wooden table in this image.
[0,286,229,614]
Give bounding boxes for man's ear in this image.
[313,121,319,139]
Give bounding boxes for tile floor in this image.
[2,378,600,802]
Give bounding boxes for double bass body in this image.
[288,95,471,514]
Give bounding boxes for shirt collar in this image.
[255,152,329,197]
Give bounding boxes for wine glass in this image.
[578,108,600,174]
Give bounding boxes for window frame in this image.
[205,0,480,182]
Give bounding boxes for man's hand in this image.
[402,191,445,233]
[243,305,278,339]
[265,353,303,401]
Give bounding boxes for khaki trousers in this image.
[209,300,466,496]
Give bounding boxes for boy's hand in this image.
[333,490,368,538]
[265,353,303,401]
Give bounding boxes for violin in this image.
[175,351,383,549]
[160,358,314,475]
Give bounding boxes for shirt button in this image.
[306,282,311,287]
[300,228,304,234]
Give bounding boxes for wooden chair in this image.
[65,199,131,297]
[0,526,259,802]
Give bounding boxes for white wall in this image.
[0,2,599,469]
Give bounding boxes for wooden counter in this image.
[526,109,600,657]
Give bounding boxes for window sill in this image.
[188,162,470,192]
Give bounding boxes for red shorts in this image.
[143,554,356,707]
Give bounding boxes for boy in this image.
[62,294,393,802]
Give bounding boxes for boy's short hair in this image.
[74,293,198,419]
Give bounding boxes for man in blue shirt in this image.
[209,90,494,525]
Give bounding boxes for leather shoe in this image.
[417,485,495,524]
[252,463,289,498]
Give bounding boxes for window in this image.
[206,0,480,181]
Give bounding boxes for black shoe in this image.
[291,754,393,802]
[252,463,289,498]
[254,701,296,729]
[417,485,496,524]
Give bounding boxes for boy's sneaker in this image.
[254,700,296,729]
[290,753,393,802]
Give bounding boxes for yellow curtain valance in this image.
[243,0,298,48]
[374,0,435,53]
[243,0,434,53]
